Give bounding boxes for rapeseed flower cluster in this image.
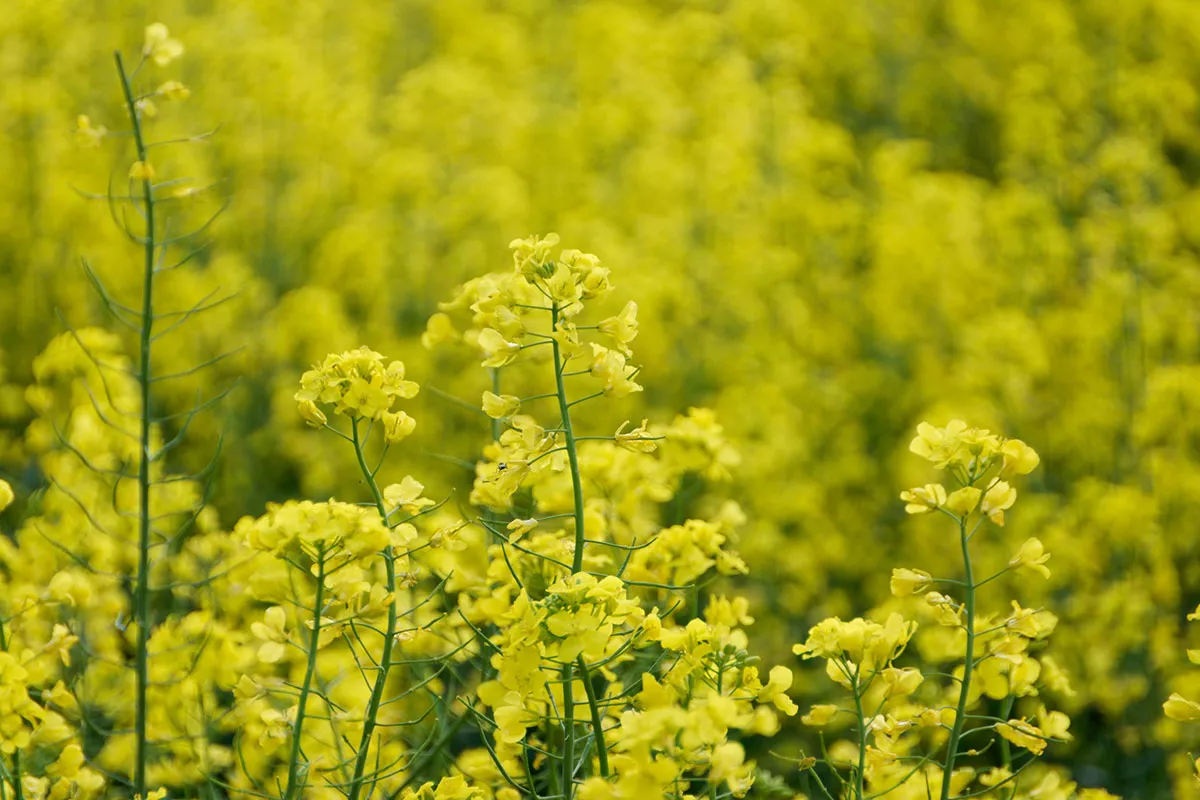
[789,422,1106,800]
[411,234,791,799]
[5,207,796,799]
[294,348,419,439]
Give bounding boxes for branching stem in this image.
[115,51,156,800]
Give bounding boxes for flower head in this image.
[482,391,521,420]
[890,567,932,596]
[1009,537,1051,578]
[143,23,184,66]
[74,115,107,148]
[899,483,946,514]
[157,80,191,101]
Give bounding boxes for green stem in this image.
[551,303,587,800]
[284,554,326,800]
[561,663,576,799]
[489,368,503,444]
[577,656,610,777]
[941,518,976,800]
[116,51,155,800]
[551,305,586,573]
[998,694,1014,770]
[852,675,866,800]
[346,420,399,800]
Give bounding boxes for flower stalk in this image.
[283,552,327,800]
[115,50,156,800]
[550,302,589,799]
[941,515,976,800]
[346,418,400,800]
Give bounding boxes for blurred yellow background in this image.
[3,0,1200,796]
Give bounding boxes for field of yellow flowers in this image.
[3,2,1200,799]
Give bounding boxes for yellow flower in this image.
[924,592,963,627]
[614,419,658,452]
[1164,693,1200,721]
[550,320,588,360]
[909,420,969,467]
[492,305,525,339]
[298,399,327,427]
[598,300,639,355]
[47,571,88,607]
[481,391,520,419]
[544,263,583,315]
[709,741,754,795]
[801,704,840,726]
[343,376,390,419]
[579,265,612,299]
[143,23,184,66]
[589,343,643,398]
[478,328,522,367]
[943,486,982,515]
[493,698,539,744]
[1009,537,1051,578]
[1005,602,1057,639]
[981,480,1017,525]
[1000,438,1040,475]
[42,681,77,715]
[890,567,932,596]
[45,624,78,666]
[48,743,83,779]
[250,606,289,663]
[421,312,458,349]
[129,161,156,181]
[383,476,436,516]
[296,348,419,424]
[1037,704,1072,740]
[756,666,798,716]
[509,232,559,279]
[382,410,416,443]
[233,675,261,702]
[899,483,947,514]
[156,80,191,100]
[505,517,538,541]
[996,718,1048,755]
[881,666,923,696]
[979,768,1013,787]
[1041,655,1076,697]
[0,479,12,513]
[74,115,106,148]
[390,522,418,550]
